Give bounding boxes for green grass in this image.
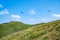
[0,20,60,40]
[0,21,33,38]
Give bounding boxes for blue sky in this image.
[0,0,60,24]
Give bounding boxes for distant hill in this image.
[0,20,60,40]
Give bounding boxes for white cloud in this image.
[28,9,36,15]
[52,14,60,18]
[0,9,9,15]
[11,15,21,21]
[40,18,50,22]
[28,19,34,22]
[0,4,3,8]
[41,18,47,21]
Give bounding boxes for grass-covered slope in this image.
[0,20,60,40]
[0,21,33,38]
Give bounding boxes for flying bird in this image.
[21,11,23,14]
[48,10,51,13]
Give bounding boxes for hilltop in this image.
[0,21,33,38]
[0,20,60,40]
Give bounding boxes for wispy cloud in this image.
[28,9,36,15]
[52,14,60,18]
[11,15,21,21]
[41,18,48,21]
[28,19,34,22]
[0,4,3,8]
[40,18,50,22]
[0,9,9,15]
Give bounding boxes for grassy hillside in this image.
[0,21,33,38]
[0,20,60,40]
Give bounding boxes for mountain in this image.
[0,20,60,40]
[0,21,33,38]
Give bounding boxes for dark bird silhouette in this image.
[21,11,23,14]
[48,10,51,13]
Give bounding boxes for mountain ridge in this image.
[0,20,60,40]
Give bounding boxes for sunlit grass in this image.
[0,20,60,40]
